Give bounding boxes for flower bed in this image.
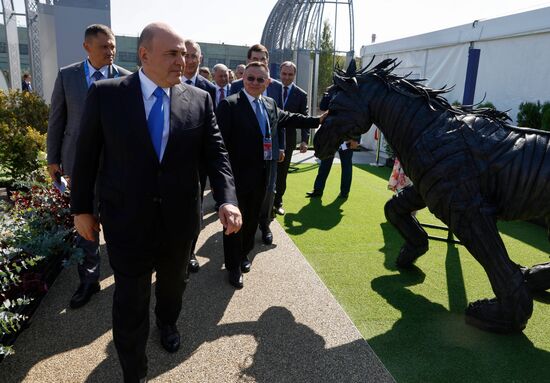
[0,175,82,359]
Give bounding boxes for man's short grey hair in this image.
[184,39,201,55]
[280,61,297,73]
[213,63,229,73]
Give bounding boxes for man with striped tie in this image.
[212,63,231,110]
[181,39,217,273]
[46,24,131,310]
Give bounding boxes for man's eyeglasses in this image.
[246,76,266,84]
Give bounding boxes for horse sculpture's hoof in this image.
[521,262,550,293]
[465,289,533,334]
[395,243,428,269]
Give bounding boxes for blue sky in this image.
[110,0,550,53]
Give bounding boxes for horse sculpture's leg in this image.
[450,209,533,333]
[522,262,550,292]
[384,186,429,268]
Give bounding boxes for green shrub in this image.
[0,90,49,134]
[478,101,495,109]
[1,179,81,358]
[0,122,46,182]
[0,90,49,183]
[517,101,542,129]
[540,102,550,132]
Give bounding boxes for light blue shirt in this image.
[85,60,109,87]
[139,69,171,161]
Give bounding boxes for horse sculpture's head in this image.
[314,60,372,160]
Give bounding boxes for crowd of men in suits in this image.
[46,22,326,382]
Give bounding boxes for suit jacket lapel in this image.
[262,97,277,128]
[238,91,261,133]
[76,62,88,95]
[163,84,190,164]
[124,73,159,164]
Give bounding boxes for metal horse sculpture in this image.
[314,58,550,333]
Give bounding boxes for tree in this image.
[317,19,334,104]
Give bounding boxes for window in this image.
[207,58,225,69]
[229,60,244,69]
[117,51,137,63]
[19,44,28,55]
[0,43,7,54]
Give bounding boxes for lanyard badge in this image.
[263,137,273,161]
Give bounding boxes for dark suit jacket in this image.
[195,74,216,105]
[71,72,237,247]
[283,83,310,147]
[47,60,131,178]
[216,90,319,193]
[21,81,32,92]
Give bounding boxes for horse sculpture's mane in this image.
[335,57,512,127]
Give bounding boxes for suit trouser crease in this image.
[224,174,267,270]
[259,159,278,229]
[108,206,192,382]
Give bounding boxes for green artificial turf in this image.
[278,163,550,383]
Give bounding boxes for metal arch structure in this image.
[261,0,354,112]
[0,0,51,95]
[262,0,354,62]
[24,0,51,97]
[1,0,22,90]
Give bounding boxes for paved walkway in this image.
[1,150,394,382]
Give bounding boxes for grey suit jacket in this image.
[46,60,131,177]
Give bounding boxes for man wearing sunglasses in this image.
[229,44,284,247]
[217,61,323,289]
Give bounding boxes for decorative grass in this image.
[278,163,550,383]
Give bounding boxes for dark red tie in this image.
[220,88,225,101]
[283,86,288,104]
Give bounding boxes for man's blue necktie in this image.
[92,70,103,82]
[253,99,267,137]
[148,87,165,159]
[185,79,192,85]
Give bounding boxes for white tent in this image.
[359,6,550,153]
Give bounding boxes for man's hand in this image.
[219,204,242,235]
[348,140,360,150]
[278,150,285,163]
[299,142,308,153]
[319,111,329,124]
[74,214,100,241]
[48,163,62,181]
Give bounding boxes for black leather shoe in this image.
[273,206,285,215]
[70,282,100,309]
[241,258,252,273]
[261,227,273,245]
[228,268,243,289]
[156,318,180,353]
[188,253,200,273]
[306,190,323,198]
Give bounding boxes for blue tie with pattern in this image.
[253,99,267,136]
[148,87,165,159]
[92,71,103,82]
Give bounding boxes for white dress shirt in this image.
[181,73,198,86]
[139,69,171,161]
[215,84,230,106]
[282,82,294,108]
